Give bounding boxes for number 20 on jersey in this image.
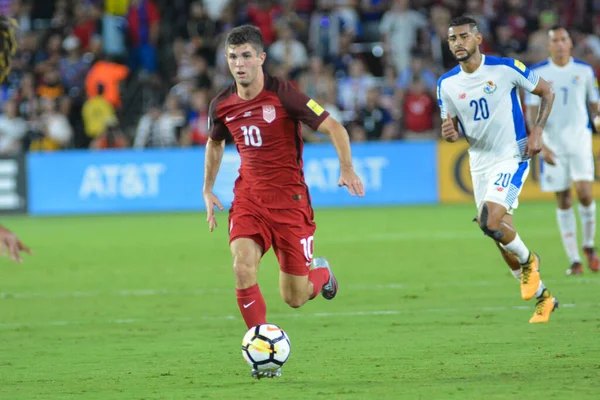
[470,98,490,121]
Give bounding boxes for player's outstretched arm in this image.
[317,116,365,197]
[203,138,225,231]
[0,224,32,263]
[527,77,555,158]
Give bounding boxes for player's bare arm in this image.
[0,224,32,263]
[524,102,538,132]
[526,77,555,157]
[441,114,460,142]
[317,116,365,197]
[203,138,226,231]
[525,104,556,165]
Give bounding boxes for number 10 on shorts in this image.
[300,236,314,264]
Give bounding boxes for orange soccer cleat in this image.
[521,253,541,300]
[529,289,559,323]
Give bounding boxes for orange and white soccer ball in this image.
[241,324,291,371]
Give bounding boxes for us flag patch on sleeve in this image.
[306,99,324,116]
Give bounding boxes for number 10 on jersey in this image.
[241,125,263,147]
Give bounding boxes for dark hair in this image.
[225,25,264,53]
[449,16,479,31]
[0,16,18,83]
[549,25,567,32]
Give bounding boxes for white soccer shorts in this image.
[473,159,530,214]
[540,152,595,193]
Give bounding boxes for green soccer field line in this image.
[1,276,597,301]
[2,301,599,331]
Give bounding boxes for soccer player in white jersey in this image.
[437,17,558,323]
[525,26,600,276]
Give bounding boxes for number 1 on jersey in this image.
[560,87,568,105]
[241,125,262,147]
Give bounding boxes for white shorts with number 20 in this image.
[472,159,530,214]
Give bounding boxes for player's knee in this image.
[580,196,593,207]
[284,298,304,309]
[281,292,306,309]
[556,190,572,209]
[232,257,257,285]
[478,203,504,240]
[577,189,593,207]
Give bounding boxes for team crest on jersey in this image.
[262,105,276,123]
[572,75,581,85]
[483,81,497,94]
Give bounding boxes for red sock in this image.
[236,284,267,329]
[308,268,330,299]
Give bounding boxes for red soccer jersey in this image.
[209,75,330,209]
[403,92,434,132]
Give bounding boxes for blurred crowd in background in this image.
[0,0,599,154]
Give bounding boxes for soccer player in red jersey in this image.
[0,17,32,264]
[203,25,364,377]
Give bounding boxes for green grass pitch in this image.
[0,202,599,399]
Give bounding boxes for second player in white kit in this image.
[437,16,559,323]
[525,26,600,275]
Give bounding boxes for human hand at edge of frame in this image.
[203,192,224,232]
[540,145,557,166]
[524,126,543,158]
[593,115,600,133]
[338,167,365,197]
[441,114,459,142]
[0,225,32,264]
